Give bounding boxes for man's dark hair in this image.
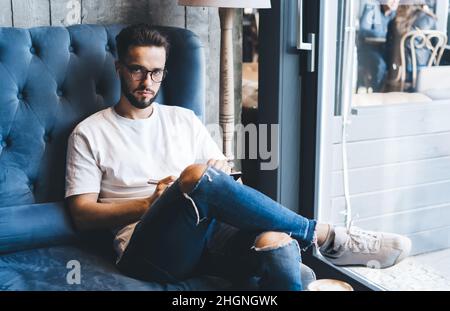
[116,24,170,62]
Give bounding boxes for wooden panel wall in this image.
[330,101,450,255]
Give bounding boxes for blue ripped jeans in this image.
[117,166,317,291]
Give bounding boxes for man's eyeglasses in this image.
[122,63,168,83]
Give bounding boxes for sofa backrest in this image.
[0,24,205,207]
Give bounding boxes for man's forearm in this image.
[70,197,154,231]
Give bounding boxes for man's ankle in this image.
[316,224,334,247]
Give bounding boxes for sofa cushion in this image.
[0,245,231,291]
[0,244,316,291]
[0,202,76,254]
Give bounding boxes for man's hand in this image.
[68,176,178,232]
[207,159,232,174]
[149,175,177,202]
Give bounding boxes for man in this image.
[358,0,400,91]
[65,24,411,291]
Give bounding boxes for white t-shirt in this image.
[65,103,226,261]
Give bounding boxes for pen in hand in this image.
[148,177,176,186]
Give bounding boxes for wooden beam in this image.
[333,101,450,144]
[207,7,220,127]
[12,0,50,28]
[0,0,13,26]
[148,0,184,28]
[331,180,450,220]
[82,0,149,24]
[332,156,450,196]
[50,0,82,26]
[186,5,212,123]
[333,131,450,171]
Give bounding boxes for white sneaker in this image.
[320,226,412,269]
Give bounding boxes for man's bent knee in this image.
[254,232,293,251]
[179,164,209,193]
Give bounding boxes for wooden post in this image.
[219,7,235,161]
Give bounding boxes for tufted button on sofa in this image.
[0,24,315,291]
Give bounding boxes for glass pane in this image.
[242,9,260,189]
[321,0,450,290]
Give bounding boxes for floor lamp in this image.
[178,0,271,161]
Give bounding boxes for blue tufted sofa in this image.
[0,24,315,291]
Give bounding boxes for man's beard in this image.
[121,76,159,110]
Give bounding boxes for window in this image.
[316,0,450,290]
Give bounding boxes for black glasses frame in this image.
[122,63,168,83]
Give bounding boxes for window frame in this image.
[258,0,380,291]
[301,0,381,291]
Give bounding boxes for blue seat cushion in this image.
[0,245,316,291]
[0,202,76,254]
[0,245,232,291]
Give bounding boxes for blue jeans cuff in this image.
[301,219,317,251]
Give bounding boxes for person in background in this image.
[385,1,437,91]
[358,0,400,92]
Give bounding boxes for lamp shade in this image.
[178,0,271,9]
